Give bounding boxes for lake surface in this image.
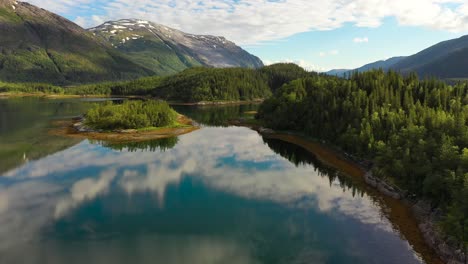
[0,98,426,264]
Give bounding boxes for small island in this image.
[52,100,199,142]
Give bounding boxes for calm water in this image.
[0,98,425,264]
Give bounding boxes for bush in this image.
[85,100,178,130]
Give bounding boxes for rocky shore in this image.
[364,171,466,264]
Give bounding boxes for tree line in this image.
[0,63,311,102]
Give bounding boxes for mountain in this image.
[328,35,468,79]
[89,19,264,76]
[326,56,405,77]
[0,0,154,84]
[356,56,406,72]
[391,35,468,79]
[325,69,350,76]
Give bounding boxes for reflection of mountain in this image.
[93,137,179,152]
[173,104,259,127]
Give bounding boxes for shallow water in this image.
[0,98,425,264]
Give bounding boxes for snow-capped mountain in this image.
[89,19,263,75]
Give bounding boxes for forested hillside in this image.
[63,63,309,102]
[258,70,468,245]
[152,67,270,102]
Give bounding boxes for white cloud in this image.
[26,0,468,45]
[353,37,369,43]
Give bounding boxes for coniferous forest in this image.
[1,64,311,102]
[257,70,468,246]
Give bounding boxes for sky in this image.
[27,0,468,71]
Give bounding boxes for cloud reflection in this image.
[54,168,118,218]
[1,126,395,256]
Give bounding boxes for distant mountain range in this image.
[327,35,468,79]
[0,0,262,84]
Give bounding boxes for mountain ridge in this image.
[88,19,264,76]
[391,35,468,78]
[0,1,154,84]
[327,35,468,79]
[326,56,406,77]
[0,2,264,83]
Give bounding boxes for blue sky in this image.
[28,0,468,71]
[245,17,465,71]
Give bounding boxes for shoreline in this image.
[0,92,148,99]
[0,93,264,106]
[233,119,452,264]
[168,99,264,106]
[260,132,444,264]
[49,115,199,142]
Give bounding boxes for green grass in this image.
[0,8,22,23]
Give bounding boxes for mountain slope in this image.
[89,19,264,76]
[414,46,468,79]
[326,56,405,76]
[325,69,349,76]
[0,0,153,84]
[356,56,406,72]
[327,35,468,79]
[392,35,468,78]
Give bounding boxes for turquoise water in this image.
[0,98,424,264]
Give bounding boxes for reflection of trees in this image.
[263,137,364,198]
[0,98,88,174]
[173,104,259,127]
[96,137,179,152]
[1,136,82,175]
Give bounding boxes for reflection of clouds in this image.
[0,189,7,214]
[4,128,278,179]
[54,169,117,218]
[2,235,257,264]
[0,182,63,251]
[120,159,196,205]
[1,126,395,253]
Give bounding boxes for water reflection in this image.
[0,126,423,264]
[92,137,179,152]
[173,104,259,126]
[0,98,94,174]
[263,137,365,199]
